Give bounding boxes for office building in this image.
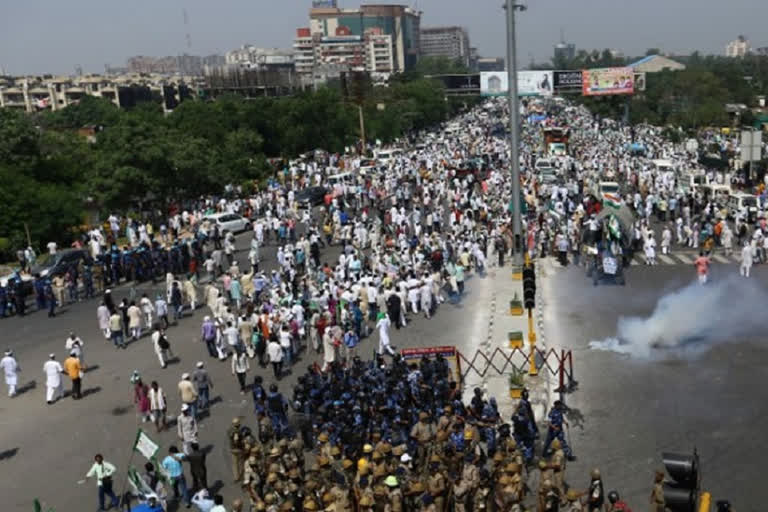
[554,42,576,62]
[308,4,421,72]
[224,46,295,72]
[420,26,471,67]
[477,57,505,72]
[726,35,751,57]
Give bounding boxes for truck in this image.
[542,126,570,156]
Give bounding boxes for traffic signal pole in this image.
[505,0,525,266]
[523,252,538,375]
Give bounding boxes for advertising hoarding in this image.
[517,71,553,96]
[741,130,762,162]
[553,70,583,91]
[633,72,646,92]
[582,67,634,96]
[481,71,553,97]
[480,72,508,96]
[428,74,480,91]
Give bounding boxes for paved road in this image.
[0,227,498,512]
[539,257,765,508]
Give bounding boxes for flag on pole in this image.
[603,193,621,209]
[133,429,159,460]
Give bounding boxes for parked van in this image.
[651,159,674,172]
[327,172,352,187]
[375,148,402,164]
[699,184,731,204]
[727,192,759,220]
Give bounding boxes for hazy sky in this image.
[1,0,766,75]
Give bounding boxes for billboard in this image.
[481,71,553,97]
[741,130,762,162]
[428,74,480,92]
[582,67,634,96]
[480,72,509,96]
[553,70,583,91]
[518,71,553,96]
[633,72,646,92]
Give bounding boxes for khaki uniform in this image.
[52,276,66,305]
[410,421,435,469]
[243,463,262,506]
[461,463,480,490]
[427,471,447,511]
[227,424,245,482]
[650,482,665,512]
[385,487,403,512]
[564,501,585,512]
[330,485,353,512]
[552,449,566,497]
[436,414,454,434]
[453,480,470,512]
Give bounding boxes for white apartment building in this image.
[726,35,751,57]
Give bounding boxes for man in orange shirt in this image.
[694,251,711,285]
[64,350,82,399]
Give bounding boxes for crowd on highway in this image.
[525,103,768,283]
[3,95,741,511]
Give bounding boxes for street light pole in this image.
[505,0,526,265]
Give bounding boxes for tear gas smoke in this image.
[589,276,766,358]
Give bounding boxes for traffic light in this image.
[523,266,535,310]
[662,451,700,512]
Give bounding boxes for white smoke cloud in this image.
[589,276,765,358]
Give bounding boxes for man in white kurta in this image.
[96,303,111,339]
[43,354,64,404]
[1,350,20,397]
[376,313,395,356]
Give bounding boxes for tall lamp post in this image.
[505,0,526,265]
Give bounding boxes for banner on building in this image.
[553,70,583,91]
[517,71,553,96]
[582,67,634,96]
[401,346,462,384]
[480,72,508,96]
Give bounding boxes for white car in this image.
[535,158,554,171]
[203,213,251,234]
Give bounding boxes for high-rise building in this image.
[293,28,316,79]
[554,42,575,62]
[419,26,471,67]
[726,35,751,57]
[477,57,505,72]
[308,4,421,72]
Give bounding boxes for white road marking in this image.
[712,254,730,264]
[674,253,693,264]
[658,254,675,264]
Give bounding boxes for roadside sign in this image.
[400,346,462,385]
